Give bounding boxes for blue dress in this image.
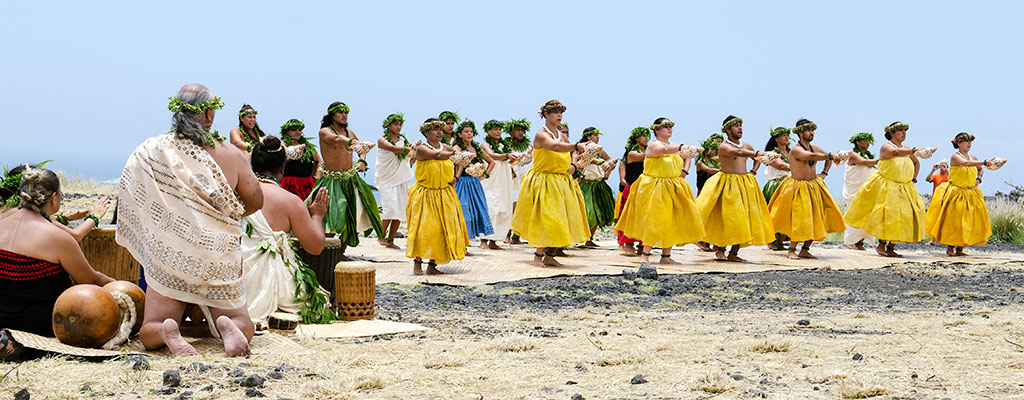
[453,170,494,239]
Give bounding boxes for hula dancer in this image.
[574,127,617,248]
[844,121,928,257]
[696,115,776,262]
[767,119,845,260]
[452,120,495,244]
[504,118,532,245]
[761,126,793,251]
[842,132,879,250]
[510,100,590,267]
[439,110,460,145]
[375,113,415,249]
[480,119,516,250]
[925,132,999,256]
[616,126,650,256]
[406,119,470,275]
[279,119,322,200]
[615,118,705,264]
[229,104,265,152]
[312,102,384,260]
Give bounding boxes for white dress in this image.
[481,159,516,241]
[764,165,791,182]
[241,210,327,324]
[843,163,876,246]
[374,147,414,221]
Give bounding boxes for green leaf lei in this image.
[793,122,817,134]
[849,132,876,160]
[884,122,909,134]
[382,114,411,161]
[483,119,505,132]
[280,134,319,163]
[698,134,724,169]
[503,118,531,135]
[626,126,651,153]
[438,110,460,124]
[504,136,531,153]
[288,238,337,324]
[167,96,224,114]
[485,135,509,155]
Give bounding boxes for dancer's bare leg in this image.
[955,246,967,257]
[797,240,816,259]
[884,243,903,258]
[726,245,746,262]
[640,245,653,264]
[659,247,681,264]
[413,257,423,275]
[946,245,956,257]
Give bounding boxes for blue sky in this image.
[2,0,1021,196]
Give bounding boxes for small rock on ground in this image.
[245,388,266,398]
[571,394,584,400]
[852,353,863,361]
[239,374,266,388]
[730,373,745,381]
[152,386,176,395]
[630,374,648,384]
[796,319,810,326]
[14,389,29,400]
[637,264,658,280]
[228,368,246,377]
[163,370,182,387]
[622,269,638,280]
[267,371,284,380]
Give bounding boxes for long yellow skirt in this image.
[925,183,990,247]
[615,175,704,248]
[510,170,590,248]
[768,177,845,242]
[696,173,775,248]
[844,175,926,244]
[405,184,470,264]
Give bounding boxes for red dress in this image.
[281,159,317,200]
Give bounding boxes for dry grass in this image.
[751,340,791,353]
[988,197,1024,244]
[350,376,384,391]
[489,337,535,352]
[944,319,969,327]
[691,372,734,394]
[839,378,889,398]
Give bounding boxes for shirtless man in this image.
[312,102,384,260]
[768,119,844,260]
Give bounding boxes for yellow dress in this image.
[768,177,845,242]
[925,165,990,246]
[844,157,926,244]
[510,146,590,248]
[405,159,470,264]
[614,154,705,248]
[696,172,775,248]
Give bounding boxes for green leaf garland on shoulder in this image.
[849,132,876,160]
[381,113,410,160]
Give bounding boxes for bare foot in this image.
[385,242,400,249]
[464,250,474,257]
[727,253,747,262]
[955,248,967,257]
[542,255,563,267]
[844,244,860,250]
[885,247,903,258]
[479,241,490,250]
[696,242,712,252]
[787,251,801,260]
[216,316,250,358]
[160,319,198,357]
[413,260,423,275]
[855,245,866,251]
[876,243,888,257]
[946,247,957,257]
[621,251,639,257]
[378,239,390,248]
[509,237,523,245]
[798,250,817,259]
[487,241,504,250]
[532,253,546,267]
[714,249,727,261]
[659,256,681,265]
[584,241,598,248]
[425,263,444,275]
[553,249,569,257]
[768,242,781,251]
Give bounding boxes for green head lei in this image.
[504,118,531,134]
[849,132,876,160]
[793,121,817,134]
[885,121,909,134]
[649,121,675,132]
[280,119,305,132]
[238,108,258,117]
[328,103,350,115]
[626,126,652,152]
[721,116,743,133]
[558,122,569,129]
[770,126,791,138]
[167,96,224,114]
[483,119,505,132]
[581,128,603,140]
[455,120,478,137]
[2,161,52,209]
[382,113,405,132]
[419,120,446,134]
[698,134,724,169]
[439,111,460,124]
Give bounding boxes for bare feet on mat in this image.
[768,242,781,251]
[509,237,523,245]
[885,246,902,258]
[726,250,746,262]
[714,248,728,261]
[844,244,860,250]
[532,252,546,267]
[160,319,198,357]
[659,256,681,265]
[486,241,503,250]
[413,259,423,275]
[542,255,563,267]
[425,262,444,275]
[946,246,957,257]
[385,242,400,249]
[798,250,817,259]
[584,241,598,248]
[787,251,801,260]
[955,247,967,257]
[876,243,888,257]
[216,316,250,358]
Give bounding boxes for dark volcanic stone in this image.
[637,264,658,280]
[630,374,648,384]
[730,373,745,381]
[239,374,266,388]
[852,353,864,361]
[245,388,266,398]
[123,354,151,371]
[14,389,29,400]
[797,319,810,326]
[163,370,182,387]
[174,391,193,400]
[571,394,584,400]
[622,269,638,280]
[267,372,284,380]
[80,384,92,393]
[228,368,246,377]
[152,386,176,395]
[274,364,295,372]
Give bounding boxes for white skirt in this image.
[379,181,412,221]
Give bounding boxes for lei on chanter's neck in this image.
[281,135,318,163]
[485,135,509,154]
[505,135,531,152]
[383,130,411,161]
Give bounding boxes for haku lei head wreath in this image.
[1,161,51,209]
[238,104,258,117]
[699,134,724,169]
[849,132,875,145]
[420,119,446,134]
[504,118,531,133]
[721,115,743,133]
[650,120,675,132]
[382,113,405,131]
[279,119,317,163]
[581,127,603,140]
[539,100,566,117]
[952,132,975,149]
[456,120,478,136]
[280,119,305,132]
[770,126,791,138]
[328,103,351,114]
[884,121,909,140]
[626,126,652,151]
[558,122,569,129]
[167,96,224,114]
[793,119,817,134]
[438,110,460,124]
[484,120,505,132]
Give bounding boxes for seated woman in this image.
[1,163,109,242]
[0,168,113,339]
[240,136,335,325]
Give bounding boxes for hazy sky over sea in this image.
[2,0,1021,196]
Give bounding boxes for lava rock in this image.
[637,264,658,280]
[571,394,584,400]
[200,385,215,392]
[228,368,246,377]
[274,364,294,372]
[747,389,767,398]
[239,374,266,388]
[239,362,252,368]
[796,319,810,326]
[911,373,919,379]
[574,364,588,372]
[630,374,648,384]
[267,372,284,380]
[245,388,266,398]
[760,378,770,385]
[566,381,577,385]
[174,391,193,400]
[730,373,745,381]
[163,370,182,387]
[152,386,176,395]
[184,362,209,373]
[14,389,29,400]
[622,269,638,280]
[852,353,864,361]
[80,384,92,393]
[123,354,151,371]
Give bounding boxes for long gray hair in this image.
[172,84,216,147]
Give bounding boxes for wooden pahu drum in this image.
[80,227,141,283]
[296,237,344,297]
[334,262,375,321]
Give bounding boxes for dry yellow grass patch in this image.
[489,337,536,352]
[691,372,734,394]
[596,352,647,367]
[751,340,791,353]
[350,376,384,391]
[944,319,968,327]
[839,378,888,398]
